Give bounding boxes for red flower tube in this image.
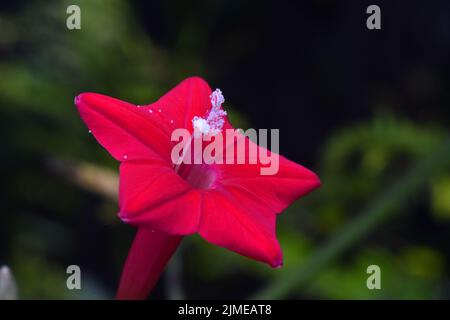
[74,77,320,299]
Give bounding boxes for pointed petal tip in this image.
[74,92,106,107]
[302,168,321,192]
[185,75,208,84]
[270,255,284,269]
[74,94,81,106]
[74,92,95,108]
[258,237,283,268]
[273,262,283,269]
[118,212,130,223]
[312,173,321,189]
[303,165,321,183]
[178,76,212,93]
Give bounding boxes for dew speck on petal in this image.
[123,155,128,160]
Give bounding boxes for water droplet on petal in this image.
[149,109,153,113]
[170,120,174,124]
[123,155,128,160]
[88,130,92,133]
[158,109,162,113]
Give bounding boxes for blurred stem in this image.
[165,243,184,300]
[254,137,450,299]
[0,266,18,300]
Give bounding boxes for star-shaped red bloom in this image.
[75,77,320,299]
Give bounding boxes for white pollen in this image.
[210,89,225,109]
[191,88,227,137]
[192,117,211,137]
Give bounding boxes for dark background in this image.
[0,0,449,299]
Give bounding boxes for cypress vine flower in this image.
[74,77,320,299]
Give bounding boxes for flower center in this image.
[177,163,218,190]
[173,89,226,189]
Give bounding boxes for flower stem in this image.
[116,228,182,300]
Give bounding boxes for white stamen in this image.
[192,117,211,138]
[210,89,225,110]
[191,88,227,137]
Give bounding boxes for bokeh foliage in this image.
[0,0,449,299]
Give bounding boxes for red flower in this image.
[75,77,320,299]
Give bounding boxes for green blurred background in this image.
[0,0,449,299]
